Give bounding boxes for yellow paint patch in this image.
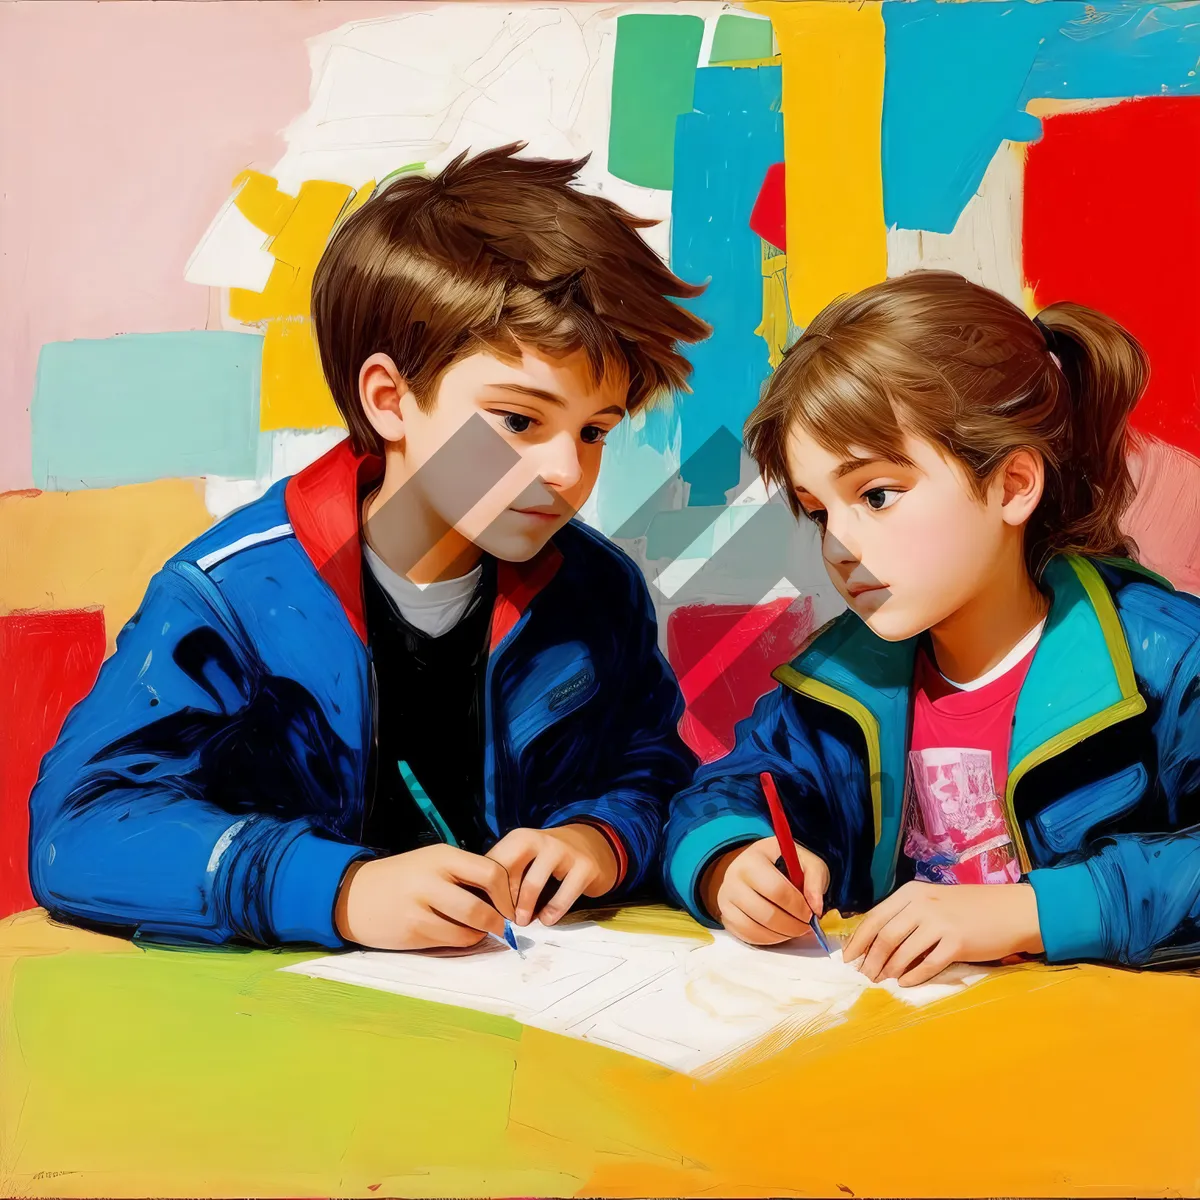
[756,246,790,368]
[563,903,714,943]
[752,2,888,326]
[0,479,213,655]
[227,172,375,432]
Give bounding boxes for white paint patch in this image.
[186,4,729,287]
[204,427,348,519]
[206,818,249,874]
[887,141,1025,306]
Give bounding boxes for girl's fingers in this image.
[722,899,792,946]
[859,908,922,981]
[878,924,939,983]
[898,943,956,988]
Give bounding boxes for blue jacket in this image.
[664,556,1200,967]
[29,442,696,947]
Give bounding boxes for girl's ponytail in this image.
[1028,302,1148,572]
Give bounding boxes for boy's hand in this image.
[843,880,1044,987]
[333,845,515,951]
[486,824,619,927]
[701,836,829,946]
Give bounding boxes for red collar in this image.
[285,439,562,649]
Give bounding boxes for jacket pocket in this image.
[1030,762,1148,857]
[505,643,599,760]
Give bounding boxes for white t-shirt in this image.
[363,542,482,638]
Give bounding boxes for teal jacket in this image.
[664,557,1200,967]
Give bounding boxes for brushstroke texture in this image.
[608,14,705,190]
[0,610,105,919]
[883,1,1200,233]
[1024,97,1200,458]
[671,65,783,505]
[0,479,214,654]
[32,333,262,490]
[753,1,888,327]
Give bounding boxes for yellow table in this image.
[2,906,1197,1197]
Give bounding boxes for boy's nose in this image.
[822,526,860,568]
[537,432,583,490]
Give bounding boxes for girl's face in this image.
[784,424,1015,641]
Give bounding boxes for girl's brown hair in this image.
[745,270,1149,579]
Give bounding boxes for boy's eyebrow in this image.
[486,383,625,418]
[834,455,903,479]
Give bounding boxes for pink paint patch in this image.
[0,0,412,490]
[1124,434,1200,595]
[668,596,814,762]
[749,161,786,251]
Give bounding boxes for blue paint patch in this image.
[32,332,262,490]
[594,400,682,536]
[671,65,783,505]
[884,1,1200,233]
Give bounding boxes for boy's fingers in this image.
[537,861,592,925]
[796,848,830,917]
[515,850,562,925]
[486,836,539,905]
[445,850,516,921]
[844,890,908,962]
[417,912,490,949]
[430,880,507,937]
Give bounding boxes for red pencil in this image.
[759,770,831,953]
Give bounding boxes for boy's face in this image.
[392,343,627,563]
[785,425,1012,641]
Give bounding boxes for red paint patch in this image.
[0,609,105,918]
[668,597,814,762]
[1024,96,1200,457]
[749,161,786,251]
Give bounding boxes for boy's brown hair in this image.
[745,270,1149,578]
[312,143,710,455]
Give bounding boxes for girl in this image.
[663,271,1200,982]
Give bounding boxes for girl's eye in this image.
[863,487,901,512]
[580,425,608,445]
[500,412,535,434]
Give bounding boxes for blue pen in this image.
[397,760,523,957]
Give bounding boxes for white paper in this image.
[283,920,989,1076]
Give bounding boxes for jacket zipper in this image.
[363,652,380,843]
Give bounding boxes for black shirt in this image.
[360,553,496,856]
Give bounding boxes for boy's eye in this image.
[580,425,608,445]
[863,487,901,512]
[803,507,828,527]
[500,412,536,434]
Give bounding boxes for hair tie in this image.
[1032,315,1064,372]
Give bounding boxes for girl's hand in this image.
[486,824,619,926]
[701,836,829,946]
[843,880,1044,986]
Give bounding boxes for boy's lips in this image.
[510,505,560,520]
[848,582,887,599]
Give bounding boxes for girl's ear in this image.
[359,353,410,444]
[999,448,1044,528]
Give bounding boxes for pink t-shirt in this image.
[904,633,1039,886]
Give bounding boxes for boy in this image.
[30,144,706,951]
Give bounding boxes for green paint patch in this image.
[710,14,774,64]
[608,14,704,190]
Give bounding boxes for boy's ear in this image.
[358,353,410,444]
[998,448,1044,528]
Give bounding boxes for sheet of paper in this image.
[283,921,989,1076]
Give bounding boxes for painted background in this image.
[3,0,1200,920]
